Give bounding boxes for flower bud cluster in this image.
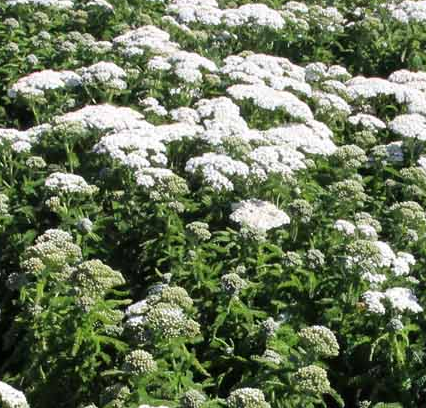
[299,325,339,357]
[146,302,200,339]
[122,349,157,376]
[72,259,125,298]
[226,388,270,408]
[180,389,207,408]
[26,156,47,169]
[186,221,212,241]
[159,286,194,310]
[252,349,282,365]
[331,145,367,169]
[221,273,248,296]
[261,317,280,338]
[306,249,325,268]
[288,199,313,223]
[0,193,10,216]
[23,229,82,273]
[329,179,367,203]
[293,365,330,394]
[100,383,130,408]
[390,201,426,228]
[125,284,200,342]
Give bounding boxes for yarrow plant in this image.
[2,0,426,407]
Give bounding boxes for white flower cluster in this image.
[8,69,81,99]
[113,25,179,57]
[312,90,352,116]
[195,97,258,146]
[122,349,157,375]
[54,104,151,132]
[369,142,404,166]
[148,50,217,83]
[346,77,399,100]
[389,113,426,140]
[180,389,207,408]
[6,0,73,8]
[226,3,285,29]
[346,239,416,282]
[282,3,346,35]
[227,84,313,121]
[220,53,305,87]
[155,122,202,143]
[0,128,34,153]
[140,97,168,117]
[0,381,30,408]
[45,172,97,195]
[185,153,249,191]
[167,0,284,30]
[388,1,426,24]
[135,168,175,188]
[86,0,113,11]
[78,61,127,90]
[73,259,126,299]
[348,113,386,133]
[166,0,222,26]
[249,145,306,180]
[221,272,248,296]
[262,120,337,155]
[305,62,351,83]
[135,168,189,202]
[309,5,346,33]
[363,287,423,315]
[93,130,167,169]
[230,199,290,232]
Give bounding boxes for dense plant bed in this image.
[1,0,426,407]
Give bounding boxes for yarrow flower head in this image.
[221,273,248,296]
[158,286,193,310]
[72,259,125,299]
[0,381,29,408]
[390,201,426,229]
[78,61,127,91]
[329,179,367,204]
[306,249,325,268]
[122,350,157,376]
[334,219,356,236]
[185,153,249,191]
[226,388,270,408]
[135,168,189,201]
[22,229,82,273]
[362,287,423,315]
[146,302,200,339]
[331,145,367,170]
[45,172,97,196]
[99,383,130,408]
[230,199,290,232]
[8,69,81,100]
[186,221,211,241]
[293,365,330,395]
[180,389,207,408]
[26,156,46,169]
[299,325,339,357]
[252,349,282,365]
